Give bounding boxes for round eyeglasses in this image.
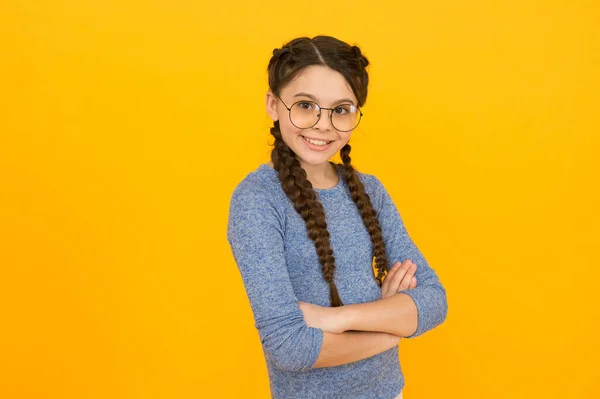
[275,95,362,132]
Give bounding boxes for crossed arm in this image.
[305,249,447,369]
[313,330,403,369]
[310,295,418,368]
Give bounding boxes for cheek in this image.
[279,120,304,140]
[335,133,352,147]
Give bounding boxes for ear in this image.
[265,90,279,122]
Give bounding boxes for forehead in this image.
[281,65,357,104]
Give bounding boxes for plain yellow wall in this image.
[1,1,599,398]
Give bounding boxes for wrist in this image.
[338,303,357,332]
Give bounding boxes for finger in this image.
[381,262,401,296]
[381,261,402,296]
[382,261,401,287]
[388,260,413,291]
[387,261,402,278]
[399,263,417,290]
[409,276,417,289]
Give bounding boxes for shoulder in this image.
[352,167,385,195]
[228,164,285,216]
[349,167,390,214]
[227,165,287,242]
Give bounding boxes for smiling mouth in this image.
[301,135,333,146]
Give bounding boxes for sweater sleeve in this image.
[371,176,448,338]
[226,179,324,371]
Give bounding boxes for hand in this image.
[298,301,346,334]
[381,259,417,300]
[389,333,402,347]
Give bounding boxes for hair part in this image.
[267,35,388,307]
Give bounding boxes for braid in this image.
[339,143,389,287]
[270,122,344,307]
[351,45,370,69]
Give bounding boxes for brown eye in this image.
[334,105,352,114]
[298,101,314,110]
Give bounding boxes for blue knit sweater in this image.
[226,163,447,399]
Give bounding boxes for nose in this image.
[313,108,334,131]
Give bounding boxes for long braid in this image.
[339,143,389,287]
[270,123,344,306]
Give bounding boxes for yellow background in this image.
[1,1,599,398]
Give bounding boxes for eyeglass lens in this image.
[289,101,360,131]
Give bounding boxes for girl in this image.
[227,35,448,399]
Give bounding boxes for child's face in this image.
[266,65,359,168]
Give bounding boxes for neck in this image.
[300,160,334,182]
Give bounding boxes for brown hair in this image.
[267,35,389,307]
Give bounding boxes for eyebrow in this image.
[293,92,357,106]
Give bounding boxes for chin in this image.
[299,157,330,166]
[296,150,336,166]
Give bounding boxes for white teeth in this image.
[303,136,330,146]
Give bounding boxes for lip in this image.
[301,135,334,152]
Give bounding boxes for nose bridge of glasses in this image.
[314,105,335,129]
